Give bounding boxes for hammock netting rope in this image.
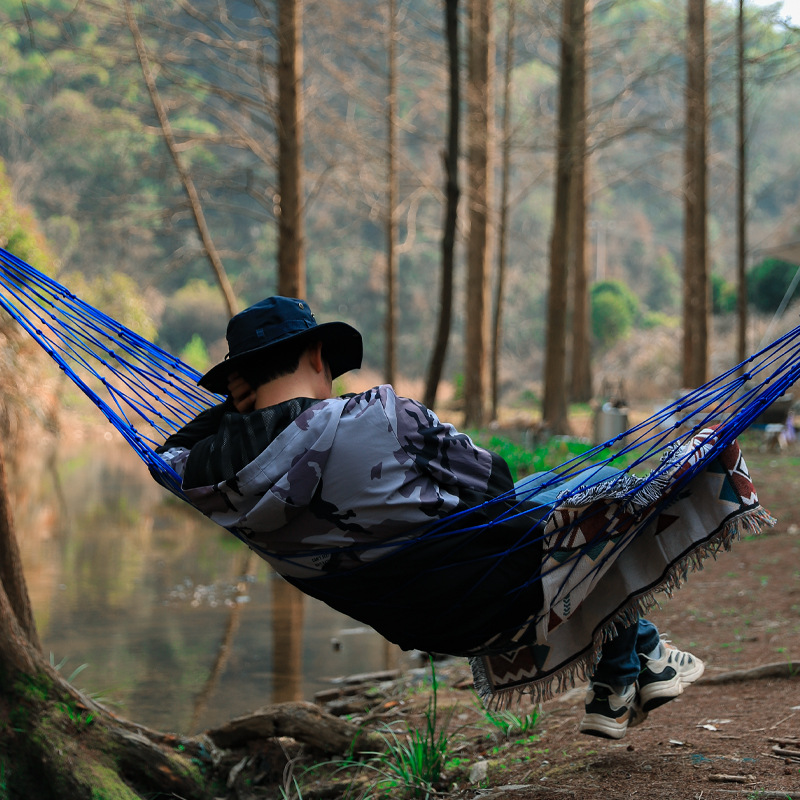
[0,242,795,547]
[0,245,792,698]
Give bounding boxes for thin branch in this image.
[124,0,238,317]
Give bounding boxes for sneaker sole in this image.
[639,671,683,712]
[579,713,629,740]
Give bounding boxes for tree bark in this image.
[270,576,305,704]
[207,700,381,753]
[278,0,306,299]
[682,0,709,389]
[491,0,515,421]
[0,442,39,651]
[736,0,748,370]
[543,0,579,434]
[385,0,398,384]
[568,0,592,404]
[424,0,461,410]
[464,0,494,428]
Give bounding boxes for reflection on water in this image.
[17,434,410,735]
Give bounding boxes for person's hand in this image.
[228,372,256,413]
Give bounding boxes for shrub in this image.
[747,257,800,314]
[590,279,639,349]
[712,273,737,315]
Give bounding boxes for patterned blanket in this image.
[470,428,775,708]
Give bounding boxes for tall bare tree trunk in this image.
[543,0,579,433]
[270,0,310,714]
[682,0,709,389]
[464,0,494,428]
[386,0,398,384]
[424,0,461,410]
[125,0,238,317]
[736,0,748,369]
[569,0,591,403]
[278,0,306,299]
[491,0,515,420]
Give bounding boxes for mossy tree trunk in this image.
[0,443,211,799]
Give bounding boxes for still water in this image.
[17,433,410,735]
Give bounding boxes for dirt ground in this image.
[445,432,800,800]
[304,432,800,800]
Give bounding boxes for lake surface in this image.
[18,433,412,735]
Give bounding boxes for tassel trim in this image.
[470,506,776,710]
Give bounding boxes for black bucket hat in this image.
[198,296,362,393]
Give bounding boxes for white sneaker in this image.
[579,682,638,739]
[638,640,704,713]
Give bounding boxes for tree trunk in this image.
[270,576,306,704]
[0,444,39,651]
[569,0,592,404]
[682,0,709,389]
[464,0,494,428]
[424,0,461,410]
[278,0,306,299]
[736,0,748,370]
[491,0,515,421]
[543,0,578,434]
[386,0,398,385]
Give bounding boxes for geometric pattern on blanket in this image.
[469,428,774,708]
[0,246,788,709]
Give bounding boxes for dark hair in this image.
[236,336,317,389]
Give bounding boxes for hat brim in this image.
[198,321,362,395]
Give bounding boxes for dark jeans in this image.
[519,465,662,688]
[592,618,661,687]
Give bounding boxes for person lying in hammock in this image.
[155,295,757,741]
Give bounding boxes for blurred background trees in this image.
[0,0,799,424]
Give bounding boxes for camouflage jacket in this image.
[157,384,514,578]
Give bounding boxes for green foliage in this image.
[469,433,623,481]
[747,257,800,314]
[326,662,454,799]
[366,704,452,796]
[640,310,678,329]
[0,160,54,273]
[158,280,230,355]
[590,280,639,349]
[55,698,95,730]
[49,653,89,685]
[62,271,157,343]
[711,273,737,315]
[180,333,211,373]
[481,706,541,739]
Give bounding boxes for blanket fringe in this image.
[470,506,776,710]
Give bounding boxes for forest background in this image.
[3,1,800,797]
[2,0,800,422]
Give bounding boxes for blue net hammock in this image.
[0,246,786,704]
